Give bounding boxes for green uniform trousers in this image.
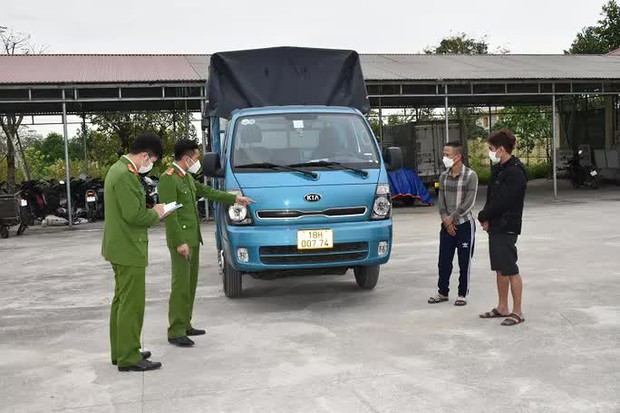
[110,264,145,367]
[168,246,200,339]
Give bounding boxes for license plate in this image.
[297,229,333,250]
[20,199,28,207]
[590,170,598,176]
[87,196,96,202]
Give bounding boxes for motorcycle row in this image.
[0,175,159,238]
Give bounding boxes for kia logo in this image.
[304,193,322,202]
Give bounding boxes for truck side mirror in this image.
[384,147,403,172]
[203,152,224,178]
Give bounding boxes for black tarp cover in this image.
[207,47,370,117]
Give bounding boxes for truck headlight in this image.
[371,184,392,219]
[227,189,252,225]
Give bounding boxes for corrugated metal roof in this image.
[359,54,620,80]
[1,53,620,85]
[0,55,206,84]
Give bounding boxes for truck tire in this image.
[354,265,380,290]
[223,259,243,299]
[0,226,9,239]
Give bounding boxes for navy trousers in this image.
[438,220,476,297]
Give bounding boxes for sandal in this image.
[428,294,449,304]
[454,297,467,306]
[479,308,509,318]
[501,313,525,326]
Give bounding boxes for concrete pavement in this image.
[0,180,618,412]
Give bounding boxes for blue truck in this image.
[203,47,402,298]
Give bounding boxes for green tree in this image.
[424,32,508,55]
[424,33,489,55]
[568,0,620,54]
[0,25,46,189]
[493,107,552,163]
[425,33,507,161]
[88,112,196,158]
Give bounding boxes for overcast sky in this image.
[3,0,610,54]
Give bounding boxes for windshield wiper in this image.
[288,161,369,177]
[235,162,318,179]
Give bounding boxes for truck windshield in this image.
[231,113,380,170]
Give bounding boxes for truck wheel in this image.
[0,226,9,239]
[354,265,380,290]
[223,259,243,299]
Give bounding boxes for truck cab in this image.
[203,48,402,297]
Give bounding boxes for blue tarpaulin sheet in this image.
[388,168,433,206]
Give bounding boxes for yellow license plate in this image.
[297,229,333,250]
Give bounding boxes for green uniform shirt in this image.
[158,164,237,248]
[101,157,160,267]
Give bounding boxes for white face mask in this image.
[442,156,454,169]
[489,150,501,165]
[138,157,154,174]
[187,158,201,174]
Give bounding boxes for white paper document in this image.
[163,202,183,214]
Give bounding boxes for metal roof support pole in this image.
[200,100,208,157]
[552,92,558,200]
[184,99,190,140]
[444,94,449,143]
[378,98,384,149]
[488,106,492,133]
[172,112,177,141]
[81,114,88,176]
[61,90,73,227]
[200,98,209,221]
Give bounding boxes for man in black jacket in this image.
[478,129,527,326]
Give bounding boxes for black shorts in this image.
[489,232,519,276]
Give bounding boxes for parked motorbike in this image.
[0,190,33,238]
[81,178,104,222]
[567,149,600,189]
[141,176,159,208]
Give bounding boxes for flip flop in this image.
[501,313,525,326]
[479,308,509,318]
[454,297,467,306]
[428,294,449,304]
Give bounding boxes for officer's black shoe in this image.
[186,328,206,336]
[118,359,162,372]
[168,336,195,347]
[112,351,152,366]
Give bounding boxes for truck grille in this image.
[259,242,369,265]
[256,207,367,220]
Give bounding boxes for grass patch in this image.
[469,159,552,184]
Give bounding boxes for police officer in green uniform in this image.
[159,140,254,347]
[102,134,167,372]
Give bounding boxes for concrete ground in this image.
[0,180,619,413]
